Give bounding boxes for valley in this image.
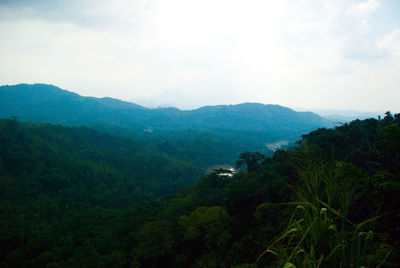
[0,84,398,267]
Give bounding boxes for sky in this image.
[0,0,399,111]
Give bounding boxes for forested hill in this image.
[0,83,331,140]
[0,118,202,206]
[123,113,399,268]
[1,113,399,267]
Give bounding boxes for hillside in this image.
[0,84,331,139]
[0,113,398,267]
[0,118,202,206]
[0,84,334,166]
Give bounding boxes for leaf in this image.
[265,249,278,256]
[356,215,382,230]
[283,263,296,268]
[328,224,337,231]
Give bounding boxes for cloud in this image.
[348,0,381,16]
[0,0,154,31]
[379,29,400,57]
[0,0,399,111]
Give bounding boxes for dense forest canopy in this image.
[0,112,399,267]
[0,118,203,205]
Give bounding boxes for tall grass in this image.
[254,150,392,267]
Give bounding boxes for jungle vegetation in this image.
[0,112,399,267]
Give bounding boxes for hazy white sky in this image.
[0,0,399,111]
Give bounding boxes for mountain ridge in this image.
[0,83,332,139]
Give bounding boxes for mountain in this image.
[0,83,336,169]
[0,83,147,127]
[131,88,202,110]
[0,83,332,140]
[295,108,384,123]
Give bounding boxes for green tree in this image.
[179,206,232,265]
[133,220,175,267]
